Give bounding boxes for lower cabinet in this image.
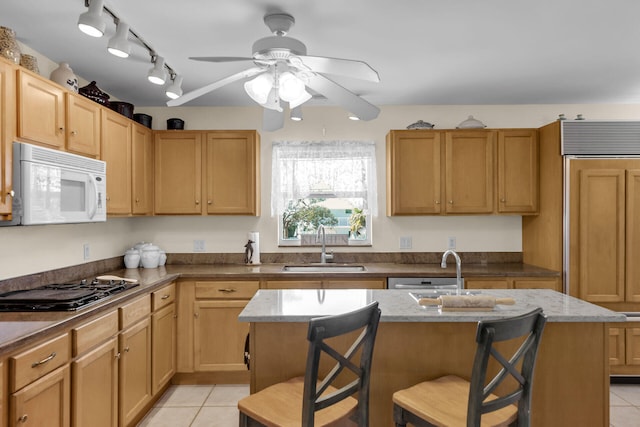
[263,279,386,289]
[610,321,640,375]
[151,283,176,395]
[465,276,560,291]
[176,280,258,383]
[118,296,152,427]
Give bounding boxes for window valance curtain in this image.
[271,140,378,216]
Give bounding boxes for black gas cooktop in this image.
[0,279,139,311]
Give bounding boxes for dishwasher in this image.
[387,277,473,301]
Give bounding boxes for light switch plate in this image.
[193,240,205,252]
[400,236,412,249]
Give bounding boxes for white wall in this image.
[3,42,640,279]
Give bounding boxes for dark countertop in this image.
[0,262,559,356]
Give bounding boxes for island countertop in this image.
[239,288,626,323]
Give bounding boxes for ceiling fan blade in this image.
[189,56,254,63]
[305,74,380,121]
[167,67,265,107]
[294,55,380,82]
[263,108,284,132]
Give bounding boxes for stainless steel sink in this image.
[282,264,367,273]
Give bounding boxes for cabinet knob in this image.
[135,198,140,203]
[124,346,130,353]
[194,312,199,319]
[448,200,454,204]
[500,198,506,203]
[115,352,121,360]
[218,288,237,293]
[161,294,170,300]
[8,190,14,198]
[207,200,212,205]
[195,200,200,205]
[435,200,440,205]
[58,127,64,133]
[18,415,28,423]
[71,130,78,136]
[31,351,56,368]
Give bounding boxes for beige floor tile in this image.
[137,407,200,427]
[190,406,239,427]
[611,391,632,407]
[204,384,250,406]
[154,385,214,407]
[610,405,640,427]
[611,384,640,406]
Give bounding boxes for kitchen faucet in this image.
[441,249,462,289]
[316,225,334,264]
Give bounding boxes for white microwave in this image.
[1,142,106,226]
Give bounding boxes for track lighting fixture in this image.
[148,56,167,85]
[77,0,106,37]
[107,21,131,58]
[165,75,183,99]
[290,106,303,121]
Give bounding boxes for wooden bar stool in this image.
[393,308,546,427]
[238,301,381,427]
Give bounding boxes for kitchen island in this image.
[239,289,625,427]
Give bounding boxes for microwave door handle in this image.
[88,175,98,219]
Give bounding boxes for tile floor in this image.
[138,382,640,427]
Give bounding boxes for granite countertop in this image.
[239,289,626,323]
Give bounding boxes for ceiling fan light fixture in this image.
[278,71,305,102]
[348,114,361,121]
[78,0,106,37]
[288,89,312,109]
[290,106,303,121]
[148,56,167,85]
[262,87,283,112]
[244,73,274,105]
[166,75,183,99]
[107,21,131,58]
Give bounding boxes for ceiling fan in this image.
[167,13,381,131]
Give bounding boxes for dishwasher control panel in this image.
[387,277,464,290]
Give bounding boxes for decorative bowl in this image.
[79,81,110,106]
[406,120,435,129]
[456,115,486,129]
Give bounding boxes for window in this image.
[272,140,377,246]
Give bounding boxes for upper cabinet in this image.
[132,123,153,215]
[386,128,536,216]
[497,130,538,214]
[17,69,100,157]
[101,108,131,215]
[0,59,16,220]
[154,130,260,216]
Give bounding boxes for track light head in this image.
[107,21,131,58]
[166,75,183,99]
[148,56,167,85]
[78,0,106,37]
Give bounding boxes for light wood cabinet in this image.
[71,310,118,427]
[132,123,153,215]
[0,59,16,219]
[101,109,132,215]
[264,279,386,289]
[497,129,538,213]
[444,130,494,214]
[610,321,640,375]
[154,130,260,215]
[465,276,560,291]
[17,70,100,158]
[65,93,100,158]
[386,130,442,215]
[569,159,640,311]
[151,283,176,395]
[10,365,70,427]
[387,129,531,215]
[17,70,65,149]
[118,295,151,427]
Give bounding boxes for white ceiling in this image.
[4,0,640,109]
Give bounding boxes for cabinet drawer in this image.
[152,282,176,311]
[11,333,70,392]
[119,294,151,329]
[73,310,119,356]
[195,281,259,299]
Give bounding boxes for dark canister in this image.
[133,113,152,128]
[109,101,134,119]
[167,118,184,130]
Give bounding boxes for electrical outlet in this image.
[193,239,205,252]
[83,243,90,260]
[399,236,412,249]
[448,236,456,249]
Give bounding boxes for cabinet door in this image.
[263,281,322,289]
[65,93,100,158]
[71,338,118,427]
[512,278,560,291]
[154,132,202,214]
[10,365,70,427]
[151,303,176,395]
[323,279,386,289]
[445,131,494,213]
[626,327,640,366]
[132,124,153,215]
[0,60,16,218]
[119,318,151,427]
[573,168,625,302]
[464,278,510,289]
[609,327,625,366]
[17,71,65,149]
[386,130,442,215]
[194,300,249,372]
[205,131,259,215]
[497,130,538,213]
[101,109,132,215]
[626,170,640,302]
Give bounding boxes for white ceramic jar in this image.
[158,250,167,267]
[123,248,140,269]
[141,245,161,269]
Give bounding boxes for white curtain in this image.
[271,140,378,216]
